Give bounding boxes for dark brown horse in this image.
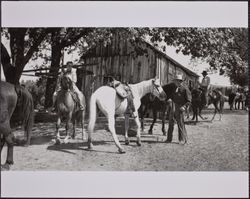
[0,81,34,170]
[191,88,225,122]
[55,75,86,144]
[139,82,177,135]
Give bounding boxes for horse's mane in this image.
[61,74,73,91]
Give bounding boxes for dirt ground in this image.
[1,105,249,171]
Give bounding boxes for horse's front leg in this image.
[161,108,167,136]
[108,115,125,153]
[2,132,15,170]
[124,114,130,145]
[81,110,87,141]
[134,112,142,146]
[72,118,76,139]
[64,114,72,144]
[191,105,196,121]
[140,105,146,132]
[56,116,61,140]
[149,110,157,135]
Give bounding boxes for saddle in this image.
[109,80,130,99]
[108,80,136,117]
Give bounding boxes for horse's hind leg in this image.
[81,110,87,140]
[134,112,142,146]
[211,103,219,121]
[1,136,5,153]
[149,110,157,135]
[124,115,130,145]
[6,134,14,165]
[2,130,15,170]
[139,104,146,132]
[108,115,125,153]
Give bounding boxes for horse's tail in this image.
[88,93,97,134]
[15,85,34,145]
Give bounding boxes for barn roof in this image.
[144,40,200,78]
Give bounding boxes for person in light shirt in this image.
[52,61,84,111]
[200,70,211,107]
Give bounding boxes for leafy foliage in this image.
[1,27,248,87]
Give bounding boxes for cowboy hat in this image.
[173,74,184,81]
[201,70,208,75]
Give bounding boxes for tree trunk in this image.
[9,28,27,84]
[1,43,16,84]
[44,33,63,108]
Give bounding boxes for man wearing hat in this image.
[200,70,211,107]
[165,74,191,145]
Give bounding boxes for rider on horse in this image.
[52,61,85,111]
[200,70,211,107]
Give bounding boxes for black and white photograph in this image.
[1,1,248,198]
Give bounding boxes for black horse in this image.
[0,81,34,170]
[191,88,225,122]
[190,88,207,122]
[139,82,177,135]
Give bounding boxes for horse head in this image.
[151,78,167,101]
[60,74,73,91]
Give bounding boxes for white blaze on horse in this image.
[87,78,167,153]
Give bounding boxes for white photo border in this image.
[1,1,249,198]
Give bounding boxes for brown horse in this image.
[0,81,34,170]
[191,88,225,122]
[55,75,86,144]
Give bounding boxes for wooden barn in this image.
[77,33,199,105]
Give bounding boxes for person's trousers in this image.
[72,84,85,108]
[167,102,188,143]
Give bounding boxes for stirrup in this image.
[79,105,85,111]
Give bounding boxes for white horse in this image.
[87,78,167,153]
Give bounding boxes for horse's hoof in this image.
[125,140,130,145]
[136,141,142,146]
[1,164,10,171]
[6,160,14,165]
[148,130,153,135]
[162,130,166,136]
[118,148,126,154]
[88,143,94,150]
[55,139,61,145]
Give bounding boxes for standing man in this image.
[200,70,211,107]
[165,74,192,145]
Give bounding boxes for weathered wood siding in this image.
[79,33,199,105]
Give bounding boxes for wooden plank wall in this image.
[80,34,157,104]
[80,33,199,106]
